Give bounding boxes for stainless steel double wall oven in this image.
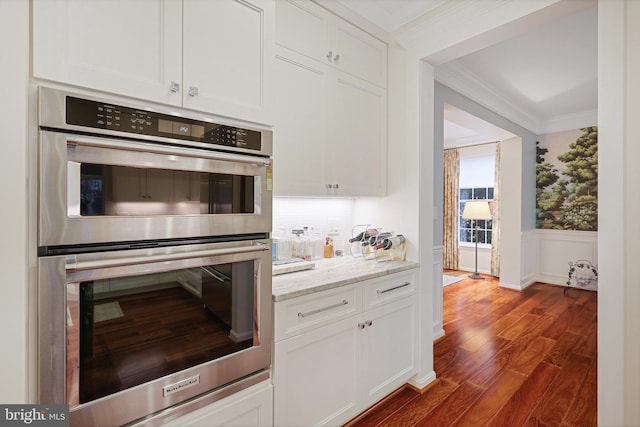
[36,88,273,426]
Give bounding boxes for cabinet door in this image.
[325,71,387,196]
[272,49,327,196]
[275,0,328,61]
[183,0,274,124]
[33,0,182,105]
[327,18,387,88]
[274,316,360,427]
[361,297,417,407]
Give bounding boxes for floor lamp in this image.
[462,200,492,280]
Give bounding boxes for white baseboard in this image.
[433,328,445,341]
[499,279,535,291]
[409,370,436,391]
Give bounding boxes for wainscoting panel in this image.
[433,246,444,340]
[521,230,537,288]
[535,230,597,286]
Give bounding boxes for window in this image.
[459,187,493,245]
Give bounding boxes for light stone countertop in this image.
[271,256,420,302]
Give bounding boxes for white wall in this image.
[458,246,491,275]
[598,1,640,424]
[354,44,419,262]
[498,136,524,289]
[272,197,355,253]
[0,1,29,402]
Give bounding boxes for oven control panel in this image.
[65,96,261,151]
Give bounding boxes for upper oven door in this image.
[38,131,272,247]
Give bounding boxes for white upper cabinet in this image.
[182,0,274,123]
[33,0,274,124]
[275,0,326,65]
[272,51,326,195]
[326,17,388,89]
[273,0,388,197]
[273,48,386,197]
[33,0,183,106]
[275,0,387,88]
[325,72,386,196]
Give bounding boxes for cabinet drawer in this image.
[274,284,362,342]
[363,270,416,309]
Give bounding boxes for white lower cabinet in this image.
[273,270,417,426]
[161,381,273,427]
[274,316,360,426]
[361,297,416,407]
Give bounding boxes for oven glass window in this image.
[77,164,255,216]
[69,260,257,404]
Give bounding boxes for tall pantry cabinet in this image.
[32,0,274,125]
[273,0,388,197]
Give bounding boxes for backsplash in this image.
[272,197,356,254]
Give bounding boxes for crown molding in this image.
[436,62,543,134]
[540,109,597,134]
[394,0,518,54]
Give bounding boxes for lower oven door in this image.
[38,238,272,427]
[38,130,272,247]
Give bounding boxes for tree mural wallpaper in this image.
[536,126,598,230]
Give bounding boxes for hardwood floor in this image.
[347,272,597,427]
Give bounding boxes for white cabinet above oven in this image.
[32,0,274,125]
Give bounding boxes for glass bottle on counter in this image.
[274,224,292,260]
[291,229,305,259]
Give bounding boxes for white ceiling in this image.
[335,0,598,145]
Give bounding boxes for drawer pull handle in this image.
[377,282,411,294]
[298,300,349,318]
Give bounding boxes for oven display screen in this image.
[65,96,262,151]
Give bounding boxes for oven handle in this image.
[65,243,269,272]
[66,136,272,166]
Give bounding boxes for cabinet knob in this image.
[188,86,199,97]
[333,184,339,189]
[169,81,180,93]
[326,184,332,189]
[326,51,333,61]
[333,54,340,64]
[366,320,373,327]
[357,322,366,330]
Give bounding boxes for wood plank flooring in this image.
[346,272,597,427]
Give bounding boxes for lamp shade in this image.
[462,200,492,220]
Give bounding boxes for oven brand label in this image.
[163,375,201,397]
